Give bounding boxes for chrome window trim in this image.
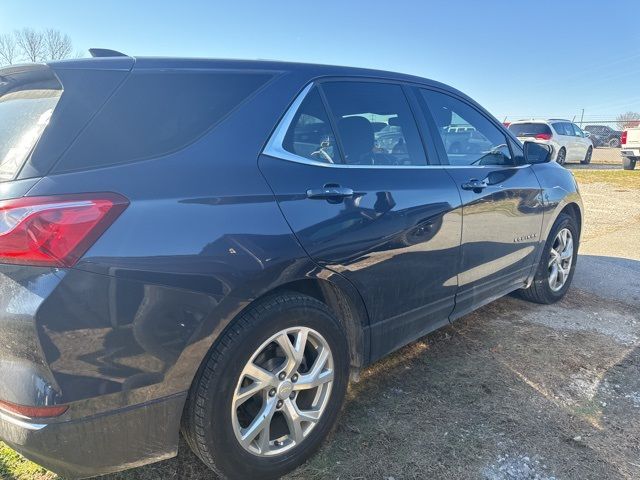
[262,82,530,170]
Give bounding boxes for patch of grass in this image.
[0,442,57,480]
[572,169,640,189]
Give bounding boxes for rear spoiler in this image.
[89,48,129,58]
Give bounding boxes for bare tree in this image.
[15,28,45,63]
[0,33,19,65]
[617,111,640,130]
[45,29,72,60]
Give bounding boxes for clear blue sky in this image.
[2,0,639,121]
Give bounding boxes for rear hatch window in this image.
[0,65,62,181]
[508,123,551,138]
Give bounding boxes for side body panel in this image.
[444,165,545,318]
[259,156,463,360]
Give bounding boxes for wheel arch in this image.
[259,277,369,369]
[559,202,582,239]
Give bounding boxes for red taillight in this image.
[621,131,627,145]
[0,400,68,419]
[0,193,128,267]
[535,133,552,140]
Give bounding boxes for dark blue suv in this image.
[0,52,582,479]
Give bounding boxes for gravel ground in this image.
[1,170,639,480]
[566,147,622,170]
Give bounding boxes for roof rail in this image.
[88,48,128,58]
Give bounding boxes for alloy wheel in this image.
[231,327,334,457]
[556,149,566,165]
[548,228,573,292]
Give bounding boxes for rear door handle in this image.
[461,178,489,192]
[306,184,354,200]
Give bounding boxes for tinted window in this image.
[321,82,426,166]
[420,89,512,166]
[55,71,273,172]
[572,124,584,137]
[553,123,571,136]
[283,87,339,164]
[0,66,62,181]
[508,123,552,137]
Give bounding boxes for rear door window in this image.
[283,87,340,163]
[321,81,427,166]
[572,124,585,137]
[0,66,62,181]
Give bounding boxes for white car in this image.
[508,119,593,165]
[621,127,640,170]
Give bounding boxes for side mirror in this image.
[523,141,552,164]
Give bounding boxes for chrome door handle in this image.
[461,179,488,192]
[306,185,354,200]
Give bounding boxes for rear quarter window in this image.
[53,70,273,172]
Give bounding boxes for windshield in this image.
[0,66,62,181]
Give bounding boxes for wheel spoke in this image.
[556,264,566,286]
[561,237,573,260]
[276,328,308,375]
[256,419,272,454]
[234,381,265,408]
[240,398,276,449]
[282,398,320,444]
[294,347,332,391]
[244,362,275,384]
[549,264,559,289]
[548,248,559,266]
[558,230,566,250]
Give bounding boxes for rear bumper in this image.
[621,148,640,157]
[0,392,186,479]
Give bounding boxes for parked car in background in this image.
[621,127,640,169]
[508,119,593,165]
[583,125,623,148]
[0,53,583,480]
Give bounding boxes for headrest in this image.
[338,116,374,161]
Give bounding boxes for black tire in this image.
[622,157,637,170]
[581,146,592,164]
[608,137,621,148]
[556,147,567,165]
[182,293,350,480]
[518,213,579,304]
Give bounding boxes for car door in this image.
[415,87,545,319]
[558,122,580,161]
[259,80,462,359]
[571,123,590,158]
